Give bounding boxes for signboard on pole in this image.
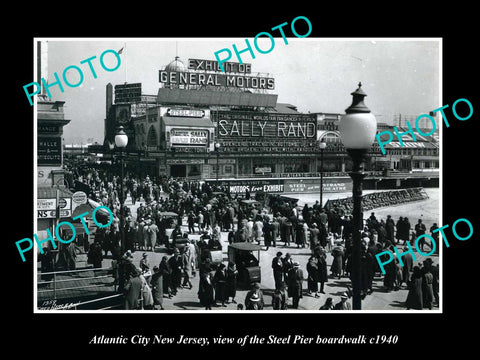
[37,198,72,219]
[114,83,142,104]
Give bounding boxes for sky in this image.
[40,38,440,145]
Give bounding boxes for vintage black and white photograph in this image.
[33,38,442,313]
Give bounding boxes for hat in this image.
[142,253,147,258]
[276,251,283,257]
[423,258,433,265]
[312,223,317,227]
[250,293,260,301]
[341,292,349,300]
[293,261,300,267]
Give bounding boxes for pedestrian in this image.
[140,270,154,309]
[151,266,164,310]
[213,263,228,307]
[415,219,427,252]
[309,223,320,253]
[400,245,414,286]
[334,292,352,310]
[181,247,193,289]
[319,297,334,310]
[295,221,306,248]
[263,219,273,250]
[40,244,55,282]
[225,262,238,304]
[315,248,328,294]
[271,217,280,246]
[306,256,320,298]
[422,259,435,310]
[385,215,395,241]
[124,268,143,310]
[287,261,304,309]
[253,217,263,245]
[188,211,196,234]
[88,241,103,269]
[198,265,215,310]
[405,266,423,310]
[331,240,344,279]
[272,283,288,310]
[159,256,173,298]
[149,221,159,251]
[245,282,264,310]
[272,252,284,290]
[169,250,183,294]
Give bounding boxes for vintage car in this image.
[227,242,262,286]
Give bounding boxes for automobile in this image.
[227,242,262,286]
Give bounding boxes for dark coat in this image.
[287,267,304,299]
[272,290,287,310]
[151,272,163,305]
[198,272,214,306]
[214,268,227,302]
[317,255,328,283]
[331,246,344,274]
[405,276,423,310]
[225,267,238,298]
[124,276,143,310]
[306,257,319,292]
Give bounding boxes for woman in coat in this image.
[316,249,328,294]
[295,222,306,248]
[198,266,215,310]
[422,263,435,310]
[331,241,344,279]
[159,256,173,298]
[306,256,319,297]
[151,266,164,310]
[405,266,423,310]
[225,262,238,304]
[213,263,228,306]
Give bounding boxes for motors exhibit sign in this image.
[206,177,352,195]
[212,111,317,153]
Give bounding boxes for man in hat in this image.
[415,219,427,252]
[272,252,284,290]
[245,282,264,310]
[287,261,304,309]
[334,292,352,310]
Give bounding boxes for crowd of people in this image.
[52,160,440,311]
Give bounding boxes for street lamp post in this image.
[338,83,377,310]
[115,126,129,253]
[215,142,220,188]
[319,139,327,207]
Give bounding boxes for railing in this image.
[71,293,124,310]
[37,266,115,301]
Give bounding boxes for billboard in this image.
[114,83,142,104]
[212,111,318,153]
[170,129,209,146]
[159,70,274,90]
